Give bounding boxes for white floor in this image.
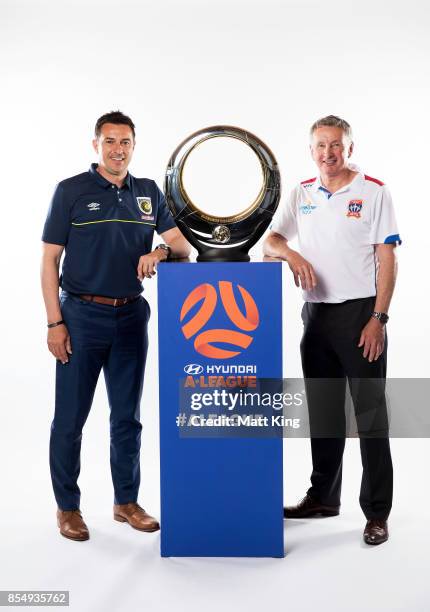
[1,438,428,612]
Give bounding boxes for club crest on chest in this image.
[347,199,363,218]
[137,197,152,215]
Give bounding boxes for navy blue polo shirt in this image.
[42,163,176,297]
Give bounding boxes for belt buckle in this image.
[113,298,118,307]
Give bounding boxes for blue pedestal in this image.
[158,262,284,557]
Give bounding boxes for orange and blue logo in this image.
[180,281,260,359]
[347,199,363,218]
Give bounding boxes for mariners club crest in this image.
[136,197,152,215]
[347,199,363,218]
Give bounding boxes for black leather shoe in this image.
[363,519,388,545]
[284,494,340,518]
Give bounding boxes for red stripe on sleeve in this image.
[364,175,384,186]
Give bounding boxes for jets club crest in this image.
[347,199,363,218]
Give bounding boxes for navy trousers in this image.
[300,297,393,520]
[50,292,150,510]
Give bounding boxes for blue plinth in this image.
[158,262,284,557]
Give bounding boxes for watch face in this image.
[373,312,389,324]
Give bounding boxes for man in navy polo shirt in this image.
[41,110,190,541]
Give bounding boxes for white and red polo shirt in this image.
[271,165,401,303]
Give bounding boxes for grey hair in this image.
[310,115,353,142]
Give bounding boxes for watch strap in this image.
[155,244,171,258]
[371,311,389,324]
[47,320,65,329]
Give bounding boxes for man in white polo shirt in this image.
[264,115,400,545]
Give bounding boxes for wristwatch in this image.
[371,311,389,325]
[155,243,171,259]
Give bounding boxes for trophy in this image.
[164,125,281,262]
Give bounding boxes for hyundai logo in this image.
[184,364,204,375]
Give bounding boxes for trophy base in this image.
[196,247,250,262]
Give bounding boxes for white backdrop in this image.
[1,1,429,611]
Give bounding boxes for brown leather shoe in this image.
[57,509,89,541]
[284,494,340,518]
[114,503,160,532]
[363,519,389,545]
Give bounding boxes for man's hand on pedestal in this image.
[286,250,317,291]
[137,249,167,281]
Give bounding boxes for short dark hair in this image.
[310,115,353,142]
[94,110,136,139]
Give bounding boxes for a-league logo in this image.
[180,281,260,359]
